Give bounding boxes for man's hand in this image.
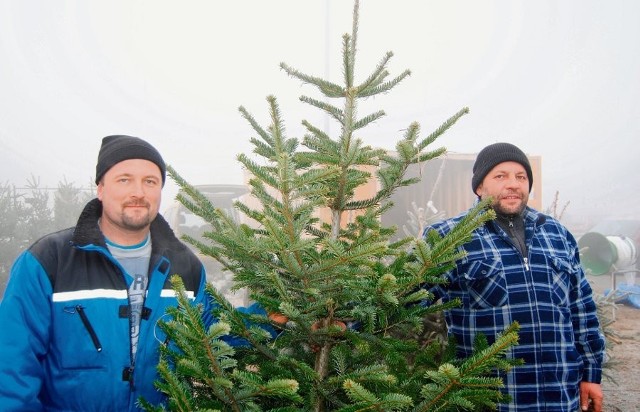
[580,381,603,412]
[268,312,288,325]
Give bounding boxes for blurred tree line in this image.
[0,178,94,298]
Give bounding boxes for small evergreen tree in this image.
[54,177,94,230]
[144,2,520,410]
[0,182,30,295]
[0,177,53,297]
[0,178,92,297]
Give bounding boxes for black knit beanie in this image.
[471,142,533,194]
[95,135,166,185]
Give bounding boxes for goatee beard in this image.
[121,202,152,231]
[491,200,525,217]
[121,214,151,231]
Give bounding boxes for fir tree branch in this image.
[280,62,344,98]
[359,69,412,98]
[416,107,469,152]
[300,95,345,124]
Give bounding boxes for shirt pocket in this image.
[460,258,508,309]
[549,257,573,307]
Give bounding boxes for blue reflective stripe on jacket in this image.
[424,206,605,412]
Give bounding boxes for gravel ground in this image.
[599,303,640,411]
[589,275,640,412]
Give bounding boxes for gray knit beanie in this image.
[471,142,533,193]
[95,135,166,185]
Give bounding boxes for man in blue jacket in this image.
[0,135,251,411]
[424,142,605,412]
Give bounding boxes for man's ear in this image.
[474,184,482,198]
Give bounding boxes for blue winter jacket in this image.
[0,198,252,411]
[424,206,605,412]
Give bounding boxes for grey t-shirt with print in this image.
[106,236,151,362]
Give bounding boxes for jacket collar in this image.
[72,198,183,254]
[477,203,546,233]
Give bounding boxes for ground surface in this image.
[600,304,640,411]
[590,275,640,412]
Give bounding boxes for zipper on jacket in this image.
[122,366,135,389]
[502,217,527,260]
[74,305,103,352]
[497,214,532,272]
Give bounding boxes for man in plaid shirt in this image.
[424,142,605,411]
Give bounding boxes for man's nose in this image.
[505,175,520,187]
[130,181,146,197]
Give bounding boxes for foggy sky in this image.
[1,1,639,227]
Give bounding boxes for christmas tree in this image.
[142,1,519,411]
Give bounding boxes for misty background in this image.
[1,0,639,231]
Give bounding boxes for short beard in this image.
[121,212,152,231]
[491,198,526,217]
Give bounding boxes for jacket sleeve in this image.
[569,242,606,383]
[0,251,53,410]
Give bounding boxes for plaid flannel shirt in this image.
[425,206,605,412]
